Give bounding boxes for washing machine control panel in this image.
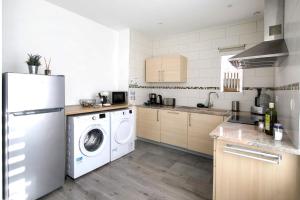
[99,113,106,118]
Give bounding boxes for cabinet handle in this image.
[167,111,179,114]
[158,71,161,82]
[223,144,281,164]
[188,113,191,127]
[156,110,159,122]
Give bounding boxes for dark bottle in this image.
[264,102,277,135]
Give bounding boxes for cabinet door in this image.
[214,140,300,200]
[188,113,223,155]
[145,57,162,82]
[137,107,161,142]
[162,55,187,82]
[160,110,188,148]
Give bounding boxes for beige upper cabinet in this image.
[214,140,300,200]
[145,55,187,83]
[137,107,161,142]
[145,57,161,83]
[188,113,223,155]
[160,110,188,148]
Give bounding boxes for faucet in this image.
[207,92,219,108]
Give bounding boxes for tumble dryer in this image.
[110,109,135,161]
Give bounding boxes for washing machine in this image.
[110,108,135,161]
[67,112,110,179]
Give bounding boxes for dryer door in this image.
[114,119,133,144]
[79,124,107,157]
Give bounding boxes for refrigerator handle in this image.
[12,108,64,116]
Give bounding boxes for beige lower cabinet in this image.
[160,110,188,148]
[213,139,300,200]
[137,107,161,142]
[187,113,223,155]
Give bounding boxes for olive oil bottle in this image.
[264,102,277,135]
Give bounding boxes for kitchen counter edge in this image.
[65,104,131,116]
[209,121,300,156]
[136,105,230,117]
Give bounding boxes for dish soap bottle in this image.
[264,102,277,135]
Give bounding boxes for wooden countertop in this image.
[65,104,130,116]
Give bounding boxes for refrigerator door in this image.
[4,109,65,200]
[3,73,65,113]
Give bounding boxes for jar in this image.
[258,120,264,132]
[273,123,283,141]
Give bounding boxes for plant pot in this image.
[28,65,39,74]
[44,69,51,75]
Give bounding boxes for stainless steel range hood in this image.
[229,0,288,69]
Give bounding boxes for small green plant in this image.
[26,54,41,66]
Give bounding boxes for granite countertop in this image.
[210,120,300,155]
[136,105,231,116]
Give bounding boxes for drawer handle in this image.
[167,111,179,114]
[156,110,159,122]
[223,144,281,164]
[188,113,191,127]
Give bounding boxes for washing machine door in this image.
[79,124,107,157]
[114,118,133,144]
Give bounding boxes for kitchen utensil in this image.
[80,99,97,107]
[98,92,110,105]
[156,95,163,105]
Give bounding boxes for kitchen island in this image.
[210,117,300,200]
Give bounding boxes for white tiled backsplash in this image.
[274,0,300,148]
[129,18,275,112]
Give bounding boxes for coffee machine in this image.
[149,93,157,105]
[98,91,111,106]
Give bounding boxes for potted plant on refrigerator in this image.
[26,53,42,74]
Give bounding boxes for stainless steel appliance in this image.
[2,73,65,200]
[229,0,288,69]
[163,98,176,107]
[251,88,271,115]
[111,91,128,104]
[232,101,240,112]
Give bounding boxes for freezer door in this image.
[4,109,65,200]
[3,73,65,113]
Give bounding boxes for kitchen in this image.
[1,0,300,200]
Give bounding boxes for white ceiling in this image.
[45,0,264,37]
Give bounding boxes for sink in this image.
[175,106,230,114]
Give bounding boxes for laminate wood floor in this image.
[42,140,213,200]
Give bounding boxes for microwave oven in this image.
[111,91,128,104]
